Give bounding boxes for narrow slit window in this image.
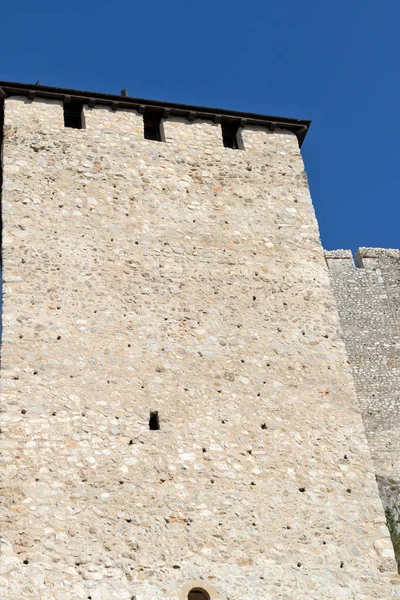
[221,122,241,149]
[144,112,163,142]
[149,411,160,430]
[64,102,84,129]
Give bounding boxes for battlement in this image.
[0,80,310,145]
[326,247,400,270]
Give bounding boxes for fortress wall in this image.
[0,96,397,599]
[326,249,400,521]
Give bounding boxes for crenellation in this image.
[4,95,64,129]
[163,117,221,147]
[1,84,399,599]
[325,250,356,273]
[357,247,400,259]
[83,104,144,136]
[325,249,354,261]
[241,124,297,151]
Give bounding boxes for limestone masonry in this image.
[326,249,400,533]
[0,82,399,599]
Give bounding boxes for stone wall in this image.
[326,249,400,523]
[0,96,398,599]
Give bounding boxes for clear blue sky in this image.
[1,0,399,251]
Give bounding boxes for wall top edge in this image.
[0,80,311,146]
[325,248,400,270]
[357,247,400,258]
[324,250,353,259]
[326,248,400,258]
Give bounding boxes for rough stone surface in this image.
[0,96,398,599]
[326,248,400,524]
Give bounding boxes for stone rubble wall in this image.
[326,249,400,523]
[0,96,398,599]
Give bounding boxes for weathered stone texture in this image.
[0,96,398,599]
[326,249,400,523]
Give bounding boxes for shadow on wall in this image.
[0,99,3,342]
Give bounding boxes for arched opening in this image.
[188,589,211,600]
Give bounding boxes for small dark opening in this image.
[149,411,160,430]
[188,589,210,600]
[64,101,84,129]
[144,111,163,142]
[222,122,240,149]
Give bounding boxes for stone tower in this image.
[0,81,398,599]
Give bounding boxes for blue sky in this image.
[1,0,399,251]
